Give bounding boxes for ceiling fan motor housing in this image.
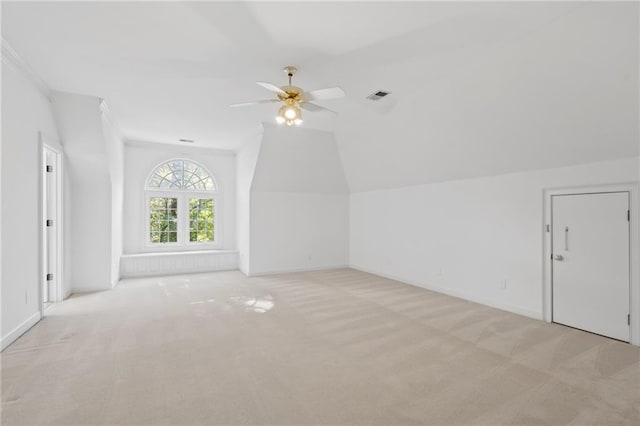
[278,86,305,104]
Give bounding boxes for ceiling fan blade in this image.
[306,87,345,101]
[256,81,287,95]
[300,102,336,114]
[230,99,278,108]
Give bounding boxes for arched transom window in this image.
[146,159,216,191]
[145,159,218,246]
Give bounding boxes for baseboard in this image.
[248,264,350,277]
[70,286,109,294]
[349,264,543,320]
[1,311,42,351]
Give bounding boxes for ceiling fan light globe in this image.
[294,119,303,126]
[275,116,285,124]
[284,108,297,119]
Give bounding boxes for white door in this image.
[552,192,630,342]
[43,147,58,305]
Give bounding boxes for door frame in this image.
[543,183,639,345]
[39,132,65,316]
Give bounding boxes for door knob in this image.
[553,254,564,261]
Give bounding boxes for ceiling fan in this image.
[230,66,345,126]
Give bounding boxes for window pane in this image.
[148,176,162,187]
[189,198,214,242]
[149,197,178,244]
[150,197,164,209]
[202,177,215,190]
[188,180,203,190]
[159,179,173,189]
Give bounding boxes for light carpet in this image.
[1,269,639,425]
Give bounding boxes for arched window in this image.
[146,159,216,191]
[145,159,218,246]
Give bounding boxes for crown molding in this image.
[1,38,51,99]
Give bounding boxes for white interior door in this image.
[43,147,58,305]
[552,192,630,342]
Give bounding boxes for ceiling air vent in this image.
[366,90,390,101]
[179,138,194,144]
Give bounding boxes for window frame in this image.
[147,192,180,246]
[187,196,217,244]
[144,159,220,250]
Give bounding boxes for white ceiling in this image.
[3,1,638,189]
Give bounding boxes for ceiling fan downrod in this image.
[283,66,297,86]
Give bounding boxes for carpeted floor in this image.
[1,268,639,425]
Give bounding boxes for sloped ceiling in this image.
[2,1,638,191]
[335,2,640,191]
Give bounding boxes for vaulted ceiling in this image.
[3,1,638,190]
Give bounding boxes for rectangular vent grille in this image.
[179,139,194,143]
[366,90,390,101]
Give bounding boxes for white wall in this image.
[251,125,350,194]
[1,58,59,348]
[101,107,124,286]
[249,125,349,275]
[51,92,116,291]
[236,130,262,274]
[250,192,349,274]
[123,141,237,254]
[350,157,640,319]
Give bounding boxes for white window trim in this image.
[143,158,221,251]
[185,193,219,246]
[144,191,220,250]
[145,191,182,249]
